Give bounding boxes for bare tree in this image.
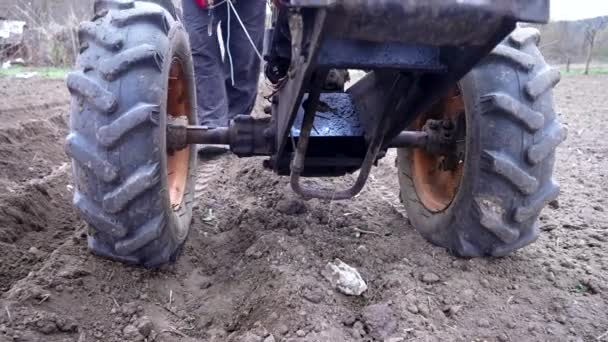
[552,21,576,72]
[584,17,608,75]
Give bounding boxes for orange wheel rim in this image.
[166,58,191,209]
[410,87,465,212]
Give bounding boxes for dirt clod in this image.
[135,316,153,337]
[421,272,441,284]
[361,303,397,340]
[276,197,308,215]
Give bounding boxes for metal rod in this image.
[185,126,230,145]
[170,121,428,154]
[387,131,428,148]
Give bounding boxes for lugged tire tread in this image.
[67,71,118,113]
[527,122,568,165]
[103,163,160,214]
[525,67,562,100]
[483,150,539,195]
[509,27,541,47]
[115,214,165,255]
[482,92,544,131]
[99,44,163,80]
[475,196,520,244]
[65,133,119,182]
[97,103,159,147]
[110,6,169,33]
[78,21,124,51]
[490,45,535,71]
[514,182,560,223]
[74,192,128,238]
[94,0,135,13]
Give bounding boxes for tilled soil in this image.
[0,74,606,342]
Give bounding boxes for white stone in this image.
[323,259,368,296]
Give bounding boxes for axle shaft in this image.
[167,122,428,152]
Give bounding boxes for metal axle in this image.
[167,118,428,154]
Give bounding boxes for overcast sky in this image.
[551,0,608,21]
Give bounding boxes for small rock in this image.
[123,324,143,340]
[322,259,368,296]
[548,200,560,209]
[444,305,462,317]
[277,324,289,335]
[28,246,42,257]
[420,272,440,284]
[240,332,263,342]
[301,286,324,304]
[356,245,368,253]
[55,317,78,333]
[361,303,397,340]
[477,318,490,328]
[121,303,138,317]
[541,224,558,232]
[35,319,58,334]
[407,304,419,314]
[245,244,265,259]
[352,321,366,338]
[295,329,307,337]
[418,304,430,317]
[199,280,213,289]
[136,316,153,337]
[263,335,276,342]
[560,260,576,269]
[198,315,214,328]
[480,278,490,288]
[342,313,357,326]
[556,315,567,324]
[56,263,90,279]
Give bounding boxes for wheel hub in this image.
[166,58,191,209]
[410,87,466,212]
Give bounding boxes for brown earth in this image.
[0,74,606,342]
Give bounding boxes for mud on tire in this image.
[66,0,197,267]
[397,27,566,257]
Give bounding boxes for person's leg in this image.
[182,0,229,127]
[221,0,266,118]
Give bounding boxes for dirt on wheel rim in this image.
[0,75,607,341]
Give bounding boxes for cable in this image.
[226,0,264,62]
[226,0,235,86]
[207,0,227,9]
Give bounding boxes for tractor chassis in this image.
[166,0,550,200]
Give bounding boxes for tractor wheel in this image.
[397,27,566,257]
[66,0,197,267]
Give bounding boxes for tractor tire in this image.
[66,0,198,267]
[397,27,566,257]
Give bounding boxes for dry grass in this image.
[8,3,84,67]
